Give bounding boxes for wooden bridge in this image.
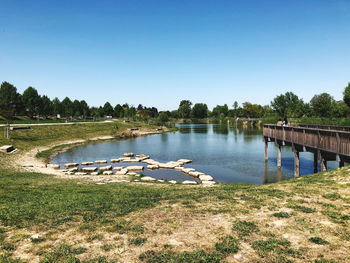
[263,124,350,177]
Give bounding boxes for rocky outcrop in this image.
[95,160,107,164]
[127,166,144,172]
[136,154,150,160]
[123,153,134,157]
[111,159,122,163]
[189,171,205,178]
[182,168,196,174]
[147,164,159,170]
[81,162,93,166]
[141,176,156,181]
[177,159,192,164]
[99,165,112,171]
[123,158,141,163]
[113,166,124,171]
[64,163,79,168]
[116,168,128,175]
[81,167,98,173]
[199,175,213,181]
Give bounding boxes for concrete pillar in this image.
[320,156,327,172]
[313,152,318,173]
[277,144,281,169]
[294,151,300,177]
[264,141,268,162]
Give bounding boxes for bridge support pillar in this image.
[277,144,281,169]
[320,156,327,172]
[294,151,300,177]
[313,153,318,173]
[264,140,268,162]
[339,160,344,168]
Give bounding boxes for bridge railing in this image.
[298,124,350,132]
[263,124,350,156]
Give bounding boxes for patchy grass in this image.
[309,237,329,245]
[232,220,259,236]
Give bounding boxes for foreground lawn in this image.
[0,167,349,262]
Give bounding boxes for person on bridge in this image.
[283,117,289,127]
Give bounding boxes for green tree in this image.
[310,93,335,117]
[103,102,114,116]
[212,104,229,118]
[41,95,53,117]
[61,97,73,117]
[343,83,350,108]
[22,86,42,117]
[158,112,169,123]
[242,102,262,118]
[114,104,123,118]
[52,97,62,117]
[178,100,192,118]
[271,92,305,118]
[0,82,20,138]
[191,103,208,118]
[80,100,90,118]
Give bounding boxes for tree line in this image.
[1,81,350,123]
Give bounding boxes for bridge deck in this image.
[263,124,350,176]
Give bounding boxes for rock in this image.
[159,162,180,169]
[174,166,184,171]
[127,166,144,172]
[48,164,60,169]
[81,162,93,166]
[113,166,124,171]
[81,167,98,173]
[95,160,107,164]
[103,171,113,175]
[110,158,122,163]
[147,164,159,170]
[127,172,138,176]
[134,179,140,182]
[64,163,79,168]
[75,172,87,175]
[141,176,156,181]
[123,152,134,157]
[66,172,74,175]
[123,158,141,163]
[182,168,196,174]
[68,167,78,172]
[189,171,205,178]
[116,168,128,175]
[157,179,165,182]
[199,175,213,181]
[169,180,177,184]
[99,165,112,171]
[201,181,216,186]
[142,159,156,164]
[91,172,99,175]
[136,154,150,160]
[182,180,197,185]
[178,159,192,164]
[0,145,14,153]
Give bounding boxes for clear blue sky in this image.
[1,0,349,110]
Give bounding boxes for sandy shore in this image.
[11,131,160,181]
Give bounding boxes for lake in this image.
[51,124,339,184]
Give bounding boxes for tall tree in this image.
[80,100,90,118]
[178,100,192,118]
[22,86,42,117]
[61,97,73,117]
[191,103,208,118]
[343,83,350,108]
[271,92,305,118]
[103,102,114,116]
[52,97,62,117]
[114,104,123,118]
[0,82,20,138]
[310,93,335,117]
[41,95,53,117]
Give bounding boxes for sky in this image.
[0,0,349,110]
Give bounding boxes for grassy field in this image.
[0,122,349,262]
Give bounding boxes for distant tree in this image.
[114,104,123,118]
[137,104,144,111]
[271,92,305,118]
[332,100,350,118]
[22,86,42,117]
[41,95,53,117]
[191,103,208,118]
[102,102,113,116]
[242,102,262,118]
[122,103,130,118]
[150,107,158,118]
[212,104,228,118]
[80,100,90,118]
[158,112,169,123]
[170,110,179,119]
[61,97,73,117]
[52,97,62,117]
[310,93,335,117]
[178,100,192,119]
[129,106,136,118]
[343,83,350,108]
[72,100,82,117]
[0,82,20,138]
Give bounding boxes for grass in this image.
[0,120,349,262]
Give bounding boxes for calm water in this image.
[51,124,339,184]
